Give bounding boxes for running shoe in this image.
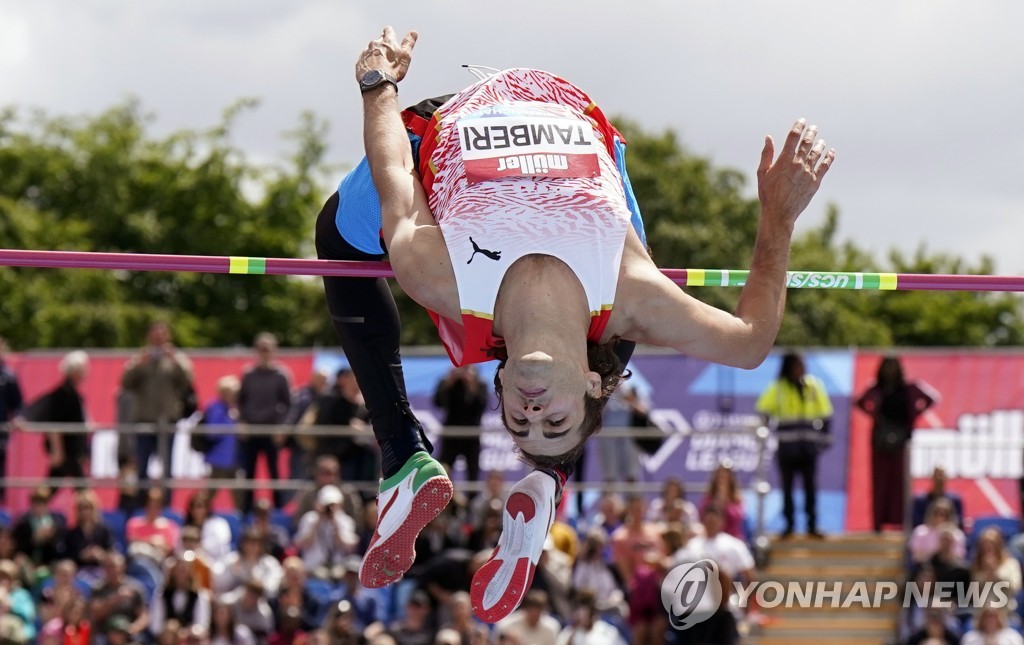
[470,468,558,622]
[359,451,452,588]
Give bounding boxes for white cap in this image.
[317,485,343,507]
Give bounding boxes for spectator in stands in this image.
[756,351,833,539]
[648,477,697,526]
[209,599,255,645]
[961,606,1024,645]
[610,497,666,645]
[572,529,626,618]
[237,332,293,513]
[595,381,645,485]
[556,591,626,645]
[701,463,745,540]
[434,365,489,486]
[178,526,215,591]
[467,498,503,552]
[274,557,319,633]
[672,503,759,643]
[324,599,365,645]
[196,375,241,503]
[88,552,149,642]
[121,321,194,492]
[440,591,487,645]
[38,559,80,624]
[40,595,90,645]
[228,579,275,642]
[611,496,666,584]
[467,470,507,530]
[337,556,383,632]
[386,589,435,645]
[215,529,284,598]
[314,367,374,484]
[857,355,938,533]
[65,489,113,572]
[183,491,232,561]
[0,337,24,505]
[909,498,965,564]
[295,485,359,579]
[127,488,180,561]
[496,589,562,645]
[584,490,624,543]
[970,527,1023,598]
[902,606,958,645]
[270,605,308,644]
[285,369,329,485]
[12,487,66,569]
[26,350,90,491]
[0,559,36,641]
[293,455,364,530]
[676,504,756,584]
[928,525,971,588]
[911,466,964,531]
[250,499,291,562]
[150,555,212,636]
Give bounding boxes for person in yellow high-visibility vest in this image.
[755,352,833,539]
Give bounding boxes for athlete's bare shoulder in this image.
[603,226,666,341]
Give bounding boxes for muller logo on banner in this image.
[457,109,600,184]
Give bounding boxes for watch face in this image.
[361,70,384,89]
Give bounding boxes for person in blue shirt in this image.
[198,376,241,506]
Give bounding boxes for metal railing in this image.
[2,420,774,533]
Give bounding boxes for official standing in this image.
[756,352,833,538]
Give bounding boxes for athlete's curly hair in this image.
[493,340,631,472]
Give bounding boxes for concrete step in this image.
[761,614,896,631]
[762,563,904,577]
[751,634,893,645]
[767,553,903,567]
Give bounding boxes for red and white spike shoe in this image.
[470,469,558,623]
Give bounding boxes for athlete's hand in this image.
[355,26,418,84]
[756,119,836,225]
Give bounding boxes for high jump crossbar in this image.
[1,249,1023,292]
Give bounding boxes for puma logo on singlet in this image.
[467,237,502,264]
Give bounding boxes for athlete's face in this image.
[499,351,601,457]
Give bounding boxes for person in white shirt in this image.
[673,503,755,584]
[496,590,562,645]
[213,528,284,597]
[961,606,1024,645]
[556,592,625,645]
[295,485,359,578]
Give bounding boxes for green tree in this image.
[0,100,336,349]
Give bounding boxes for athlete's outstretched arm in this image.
[624,119,836,369]
[355,26,459,319]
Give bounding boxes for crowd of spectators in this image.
[900,466,1024,644]
[0,330,776,644]
[0,465,765,644]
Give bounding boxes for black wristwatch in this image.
[359,70,398,94]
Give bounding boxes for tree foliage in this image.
[0,103,1020,349]
[0,100,336,349]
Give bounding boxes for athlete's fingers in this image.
[382,25,397,46]
[401,30,419,53]
[757,135,774,180]
[797,125,818,159]
[782,118,806,158]
[807,139,826,167]
[816,148,837,179]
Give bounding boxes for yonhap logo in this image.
[661,559,723,630]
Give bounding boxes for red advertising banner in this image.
[847,351,1024,531]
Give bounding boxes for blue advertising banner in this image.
[313,349,856,532]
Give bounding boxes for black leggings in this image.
[315,193,430,478]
